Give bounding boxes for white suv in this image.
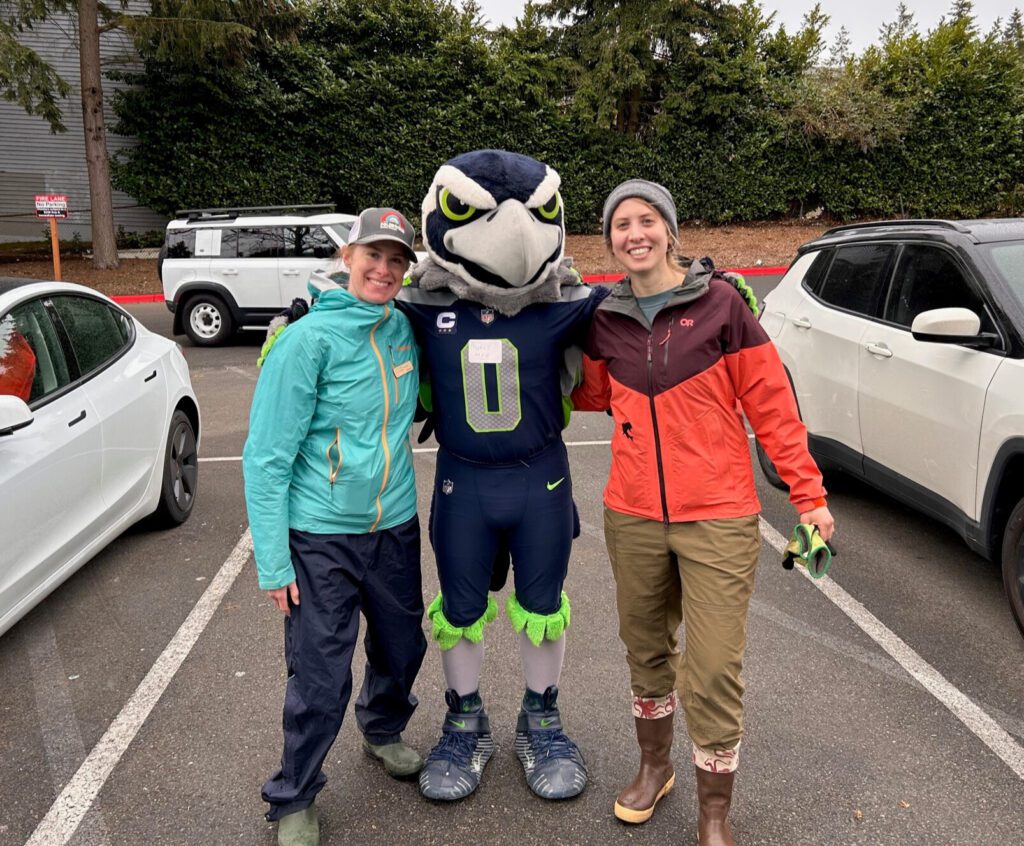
[757,219,1024,637]
[159,205,356,345]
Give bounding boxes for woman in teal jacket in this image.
[243,208,425,846]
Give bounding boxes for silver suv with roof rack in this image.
[756,218,1024,637]
[159,204,357,345]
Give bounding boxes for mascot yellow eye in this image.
[537,191,561,220]
[439,187,476,221]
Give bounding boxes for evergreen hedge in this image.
[110,0,1024,232]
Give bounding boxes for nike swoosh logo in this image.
[546,478,565,491]
[540,717,557,727]
[448,718,466,728]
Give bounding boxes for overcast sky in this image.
[472,1,1019,53]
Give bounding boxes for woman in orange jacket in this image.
[572,180,835,845]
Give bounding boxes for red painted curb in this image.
[728,265,789,276]
[112,294,164,304]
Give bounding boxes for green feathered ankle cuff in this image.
[426,593,499,650]
[506,591,571,647]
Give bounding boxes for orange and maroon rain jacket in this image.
[572,267,825,523]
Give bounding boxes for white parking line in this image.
[26,531,254,846]
[759,518,1024,780]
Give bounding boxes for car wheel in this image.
[755,438,788,491]
[183,293,234,346]
[152,409,198,527]
[1001,497,1024,638]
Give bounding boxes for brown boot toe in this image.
[614,768,675,823]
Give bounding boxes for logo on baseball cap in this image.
[347,207,417,262]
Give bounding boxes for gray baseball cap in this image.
[347,207,417,262]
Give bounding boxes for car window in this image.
[165,229,196,258]
[50,296,132,375]
[290,226,338,259]
[817,243,896,317]
[219,228,239,258]
[327,222,354,243]
[800,248,833,296]
[983,241,1024,309]
[0,300,71,404]
[237,227,285,259]
[885,244,995,331]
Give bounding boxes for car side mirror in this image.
[911,307,999,349]
[0,395,34,436]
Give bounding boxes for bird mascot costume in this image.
[402,150,606,802]
[259,150,605,801]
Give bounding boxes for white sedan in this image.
[0,278,200,637]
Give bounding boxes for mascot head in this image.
[421,150,565,297]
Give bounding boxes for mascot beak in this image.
[443,200,562,288]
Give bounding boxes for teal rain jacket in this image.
[243,286,420,590]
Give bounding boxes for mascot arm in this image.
[699,256,759,317]
[414,381,436,444]
[256,298,311,367]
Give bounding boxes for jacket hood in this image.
[603,259,711,322]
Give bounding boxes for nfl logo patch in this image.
[480,308,495,325]
[442,479,454,495]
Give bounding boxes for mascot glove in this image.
[782,523,835,579]
[255,298,310,367]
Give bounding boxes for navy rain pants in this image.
[262,516,426,820]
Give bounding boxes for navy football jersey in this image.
[398,285,607,463]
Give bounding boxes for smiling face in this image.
[607,197,676,276]
[342,241,410,305]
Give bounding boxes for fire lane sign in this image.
[35,194,69,219]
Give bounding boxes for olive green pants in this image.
[604,508,760,751]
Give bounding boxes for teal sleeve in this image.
[242,326,323,590]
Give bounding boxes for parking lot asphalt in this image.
[0,299,1021,846]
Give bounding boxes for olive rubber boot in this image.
[277,805,319,846]
[362,738,424,779]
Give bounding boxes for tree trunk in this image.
[78,0,119,269]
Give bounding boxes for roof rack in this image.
[822,219,970,237]
[175,203,336,222]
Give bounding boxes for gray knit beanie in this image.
[602,179,678,240]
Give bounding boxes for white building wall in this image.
[0,4,168,243]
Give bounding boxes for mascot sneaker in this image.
[419,690,494,801]
[515,686,588,799]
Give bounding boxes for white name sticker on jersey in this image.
[467,339,503,364]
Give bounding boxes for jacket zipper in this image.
[646,330,670,525]
[326,427,343,488]
[368,308,392,531]
[388,344,399,403]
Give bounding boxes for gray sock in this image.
[519,631,566,693]
[441,638,484,697]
